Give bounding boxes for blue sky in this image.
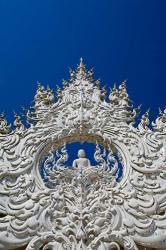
[0,0,165,123]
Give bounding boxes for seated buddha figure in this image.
[72,149,91,171]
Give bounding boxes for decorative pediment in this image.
[0,59,166,250]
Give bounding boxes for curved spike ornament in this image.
[0,60,166,250]
[0,113,11,135]
[152,108,166,132]
[13,112,25,132]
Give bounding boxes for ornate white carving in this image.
[0,59,166,250]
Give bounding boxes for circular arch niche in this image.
[33,133,129,189]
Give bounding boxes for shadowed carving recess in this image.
[0,59,166,250]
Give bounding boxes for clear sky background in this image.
[0,0,165,124]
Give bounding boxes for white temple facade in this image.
[0,59,166,250]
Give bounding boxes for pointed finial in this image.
[80,57,83,65]
[78,57,85,68]
[113,82,117,89]
[77,57,86,79]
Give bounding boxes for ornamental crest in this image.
[0,59,166,250]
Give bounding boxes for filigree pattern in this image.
[0,59,166,249]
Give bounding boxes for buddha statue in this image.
[72,149,91,171]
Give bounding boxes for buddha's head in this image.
[78,149,86,158]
